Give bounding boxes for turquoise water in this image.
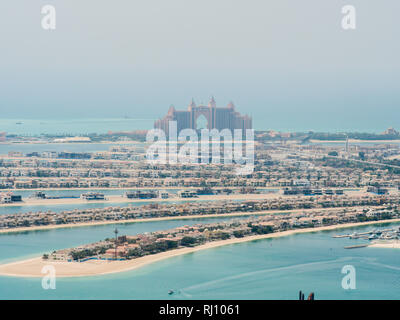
[308,141,400,147]
[4,189,179,198]
[0,199,245,215]
[0,201,155,215]
[1,220,400,299]
[0,189,278,215]
[0,216,251,263]
[5,189,273,199]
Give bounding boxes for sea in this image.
[0,118,155,136]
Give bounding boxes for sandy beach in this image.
[1,218,400,278]
[310,139,400,144]
[369,240,400,249]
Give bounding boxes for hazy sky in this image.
[0,0,399,131]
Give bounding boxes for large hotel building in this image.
[154,97,252,135]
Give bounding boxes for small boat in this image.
[168,290,175,295]
[344,244,368,249]
[15,122,23,125]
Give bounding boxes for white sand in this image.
[369,240,400,249]
[0,206,375,234]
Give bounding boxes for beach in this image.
[369,240,400,249]
[1,218,400,278]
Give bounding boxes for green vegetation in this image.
[249,224,274,234]
[180,236,197,246]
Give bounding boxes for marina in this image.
[334,226,400,248]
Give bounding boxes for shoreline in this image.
[310,139,400,144]
[0,206,377,235]
[369,240,400,249]
[0,140,145,145]
[0,188,370,208]
[1,218,400,278]
[0,186,356,192]
[0,193,281,208]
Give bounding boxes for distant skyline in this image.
[0,1,399,132]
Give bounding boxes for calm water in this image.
[0,142,139,155]
[0,189,278,215]
[0,221,400,299]
[3,189,177,198]
[0,201,158,215]
[0,199,248,215]
[0,118,154,136]
[308,141,400,147]
[0,189,180,215]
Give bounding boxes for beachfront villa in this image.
[42,204,400,264]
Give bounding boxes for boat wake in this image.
[178,257,355,296]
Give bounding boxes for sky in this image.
[0,0,399,132]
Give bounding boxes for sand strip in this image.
[369,240,400,249]
[0,206,378,235]
[0,193,281,208]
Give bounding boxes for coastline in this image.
[309,139,400,144]
[0,188,370,208]
[0,206,377,235]
[1,218,400,278]
[0,140,145,145]
[369,240,400,249]
[0,193,281,208]
[0,186,356,192]
[3,139,400,146]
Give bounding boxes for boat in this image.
[168,290,175,295]
[344,244,369,249]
